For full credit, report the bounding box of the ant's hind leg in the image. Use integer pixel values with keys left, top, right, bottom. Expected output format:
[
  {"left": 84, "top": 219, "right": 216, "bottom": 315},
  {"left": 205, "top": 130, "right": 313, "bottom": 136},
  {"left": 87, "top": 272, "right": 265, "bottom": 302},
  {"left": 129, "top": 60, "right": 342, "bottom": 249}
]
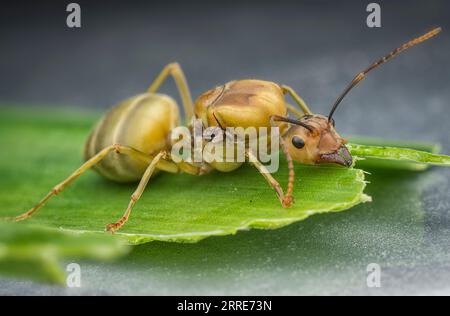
[
  {"left": 247, "top": 150, "right": 293, "bottom": 208},
  {"left": 147, "top": 63, "right": 194, "bottom": 123},
  {"left": 281, "top": 85, "right": 312, "bottom": 115},
  {"left": 11, "top": 145, "right": 176, "bottom": 222},
  {"left": 105, "top": 151, "right": 166, "bottom": 232}
]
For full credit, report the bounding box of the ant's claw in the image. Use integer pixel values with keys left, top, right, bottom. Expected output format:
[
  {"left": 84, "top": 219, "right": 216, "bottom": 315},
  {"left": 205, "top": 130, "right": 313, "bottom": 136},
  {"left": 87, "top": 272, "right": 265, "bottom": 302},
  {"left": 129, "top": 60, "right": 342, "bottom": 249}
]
[
  {"left": 105, "top": 223, "right": 118, "bottom": 233},
  {"left": 282, "top": 196, "right": 294, "bottom": 208}
]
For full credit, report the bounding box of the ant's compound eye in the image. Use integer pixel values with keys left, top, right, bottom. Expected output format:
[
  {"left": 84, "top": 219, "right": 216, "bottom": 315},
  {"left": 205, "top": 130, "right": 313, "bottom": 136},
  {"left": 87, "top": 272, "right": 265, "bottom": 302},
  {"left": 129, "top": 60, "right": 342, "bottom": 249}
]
[{"left": 292, "top": 136, "right": 305, "bottom": 149}]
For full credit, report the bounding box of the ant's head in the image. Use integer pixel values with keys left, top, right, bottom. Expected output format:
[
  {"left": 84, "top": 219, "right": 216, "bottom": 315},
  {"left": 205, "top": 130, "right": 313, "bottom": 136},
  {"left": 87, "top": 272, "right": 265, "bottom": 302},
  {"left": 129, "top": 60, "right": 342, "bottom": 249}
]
[
  {"left": 280, "top": 27, "right": 442, "bottom": 167},
  {"left": 280, "top": 114, "right": 352, "bottom": 167}
]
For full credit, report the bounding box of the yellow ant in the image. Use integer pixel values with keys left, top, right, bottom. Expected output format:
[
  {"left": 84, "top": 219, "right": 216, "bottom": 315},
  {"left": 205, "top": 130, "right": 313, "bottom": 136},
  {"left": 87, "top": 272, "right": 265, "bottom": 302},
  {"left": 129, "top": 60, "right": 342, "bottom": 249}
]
[{"left": 12, "top": 27, "right": 441, "bottom": 232}]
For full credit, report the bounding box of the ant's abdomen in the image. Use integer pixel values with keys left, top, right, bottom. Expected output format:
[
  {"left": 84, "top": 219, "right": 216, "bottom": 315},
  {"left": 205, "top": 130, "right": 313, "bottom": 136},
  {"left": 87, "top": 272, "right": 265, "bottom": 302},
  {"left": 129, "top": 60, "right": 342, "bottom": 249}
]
[{"left": 84, "top": 93, "right": 180, "bottom": 183}]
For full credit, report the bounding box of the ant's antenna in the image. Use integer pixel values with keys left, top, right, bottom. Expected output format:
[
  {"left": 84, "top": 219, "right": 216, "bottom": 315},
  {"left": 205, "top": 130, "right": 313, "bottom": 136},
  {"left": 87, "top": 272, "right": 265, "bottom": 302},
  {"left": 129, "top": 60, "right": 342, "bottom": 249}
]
[
  {"left": 328, "top": 27, "right": 442, "bottom": 121},
  {"left": 271, "top": 115, "right": 314, "bottom": 132}
]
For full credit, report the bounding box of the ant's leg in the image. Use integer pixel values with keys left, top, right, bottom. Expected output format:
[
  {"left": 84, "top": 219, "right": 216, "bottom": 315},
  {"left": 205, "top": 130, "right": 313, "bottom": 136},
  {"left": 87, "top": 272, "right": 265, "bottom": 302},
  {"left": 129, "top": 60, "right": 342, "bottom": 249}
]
[
  {"left": 270, "top": 116, "right": 296, "bottom": 207},
  {"left": 211, "top": 109, "right": 295, "bottom": 207},
  {"left": 281, "top": 85, "right": 312, "bottom": 115},
  {"left": 286, "top": 103, "right": 304, "bottom": 119},
  {"left": 147, "top": 62, "right": 194, "bottom": 123},
  {"left": 105, "top": 151, "right": 166, "bottom": 232},
  {"left": 247, "top": 150, "right": 293, "bottom": 208},
  {"left": 177, "top": 161, "right": 213, "bottom": 176},
  {"left": 11, "top": 145, "right": 178, "bottom": 222}
]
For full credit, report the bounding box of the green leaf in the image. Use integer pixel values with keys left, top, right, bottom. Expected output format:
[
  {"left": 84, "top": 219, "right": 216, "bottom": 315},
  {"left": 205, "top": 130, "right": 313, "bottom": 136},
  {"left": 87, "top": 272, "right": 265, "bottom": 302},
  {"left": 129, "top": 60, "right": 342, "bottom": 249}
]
[
  {"left": 348, "top": 135, "right": 442, "bottom": 153},
  {"left": 347, "top": 135, "right": 445, "bottom": 170},
  {"left": 0, "top": 222, "right": 129, "bottom": 284},
  {"left": 85, "top": 167, "right": 434, "bottom": 295},
  {"left": 0, "top": 107, "right": 370, "bottom": 244},
  {"left": 348, "top": 142, "right": 450, "bottom": 171}
]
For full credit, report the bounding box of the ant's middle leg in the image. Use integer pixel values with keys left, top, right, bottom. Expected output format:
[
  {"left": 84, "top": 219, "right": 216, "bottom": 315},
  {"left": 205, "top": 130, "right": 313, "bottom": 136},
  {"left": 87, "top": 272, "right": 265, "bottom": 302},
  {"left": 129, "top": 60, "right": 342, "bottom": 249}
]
[
  {"left": 106, "top": 151, "right": 166, "bottom": 232},
  {"left": 247, "top": 149, "right": 293, "bottom": 208},
  {"left": 106, "top": 153, "right": 214, "bottom": 232}
]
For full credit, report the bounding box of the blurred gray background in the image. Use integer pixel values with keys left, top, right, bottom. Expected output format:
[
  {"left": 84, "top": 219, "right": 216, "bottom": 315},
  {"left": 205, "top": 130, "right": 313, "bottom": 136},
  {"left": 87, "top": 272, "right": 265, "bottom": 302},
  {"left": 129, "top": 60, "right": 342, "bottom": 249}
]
[
  {"left": 1, "top": 0, "right": 450, "bottom": 296},
  {"left": 0, "top": 0, "right": 449, "bottom": 142}
]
